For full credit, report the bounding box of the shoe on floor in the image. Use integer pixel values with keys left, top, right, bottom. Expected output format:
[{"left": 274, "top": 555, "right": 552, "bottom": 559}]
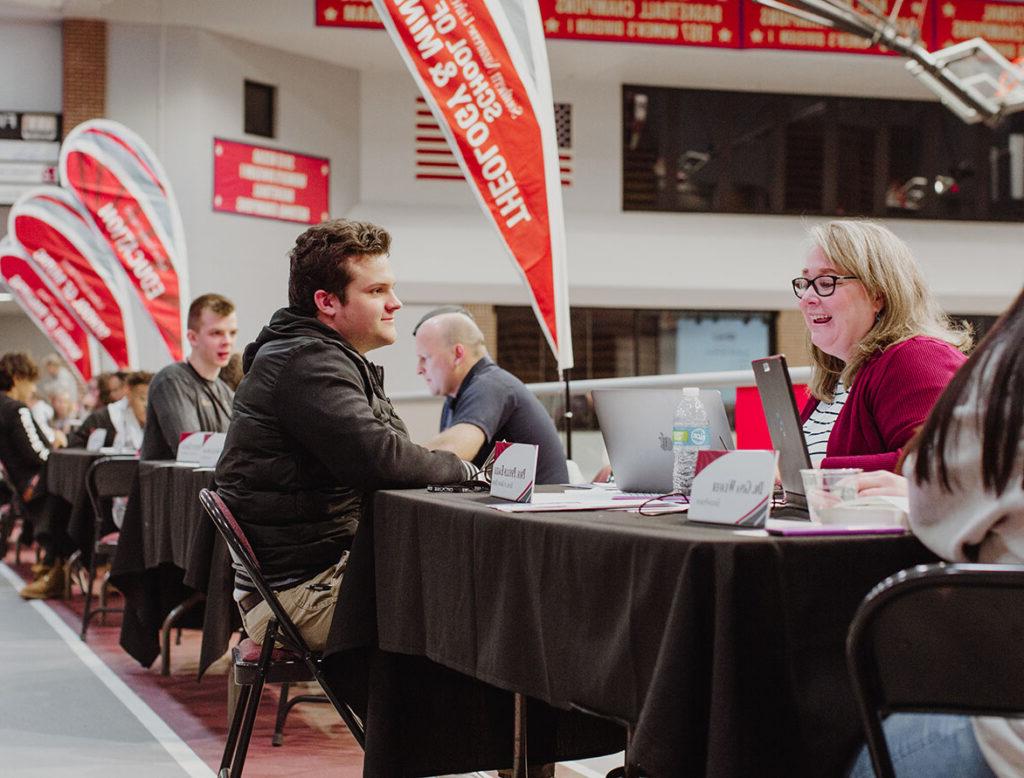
[{"left": 20, "top": 563, "right": 65, "bottom": 600}]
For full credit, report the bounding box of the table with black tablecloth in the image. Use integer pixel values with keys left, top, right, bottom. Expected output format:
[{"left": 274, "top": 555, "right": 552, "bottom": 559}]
[
  {"left": 111, "top": 461, "right": 236, "bottom": 672},
  {"left": 323, "top": 489, "right": 936, "bottom": 778},
  {"left": 43, "top": 448, "right": 103, "bottom": 556}
]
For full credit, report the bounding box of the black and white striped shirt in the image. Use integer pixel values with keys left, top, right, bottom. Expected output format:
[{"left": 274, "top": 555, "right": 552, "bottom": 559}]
[{"left": 802, "top": 382, "right": 848, "bottom": 466}]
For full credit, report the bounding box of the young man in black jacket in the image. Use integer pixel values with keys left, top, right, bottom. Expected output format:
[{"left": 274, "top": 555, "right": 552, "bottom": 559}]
[{"left": 216, "top": 219, "right": 474, "bottom": 650}]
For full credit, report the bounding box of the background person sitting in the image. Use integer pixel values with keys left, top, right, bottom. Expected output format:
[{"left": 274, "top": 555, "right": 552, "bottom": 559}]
[
  {"left": 796, "top": 220, "right": 971, "bottom": 472},
  {"left": 847, "top": 285, "right": 1024, "bottom": 778},
  {"left": 0, "top": 353, "right": 69, "bottom": 600},
  {"left": 36, "top": 353, "right": 79, "bottom": 408},
  {"left": 413, "top": 308, "right": 568, "bottom": 484},
  {"left": 140, "top": 293, "right": 238, "bottom": 460}
]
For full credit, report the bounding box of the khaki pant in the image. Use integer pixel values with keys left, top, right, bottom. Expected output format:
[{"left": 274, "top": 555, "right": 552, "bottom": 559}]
[{"left": 239, "top": 555, "right": 346, "bottom": 652}]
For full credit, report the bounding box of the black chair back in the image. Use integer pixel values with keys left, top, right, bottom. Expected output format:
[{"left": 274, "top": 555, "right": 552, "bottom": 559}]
[
  {"left": 86, "top": 456, "right": 139, "bottom": 515},
  {"left": 847, "top": 562, "right": 1024, "bottom": 778},
  {"left": 199, "top": 488, "right": 308, "bottom": 654}
]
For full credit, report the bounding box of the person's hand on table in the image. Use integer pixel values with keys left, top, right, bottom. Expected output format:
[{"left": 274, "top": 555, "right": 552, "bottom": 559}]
[
  {"left": 856, "top": 470, "right": 908, "bottom": 497},
  {"left": 591, "top": 465, "right": 612, "bottom": 483},
  {"left": 52, "top": 430, "right": 68, "bottom": 449}
]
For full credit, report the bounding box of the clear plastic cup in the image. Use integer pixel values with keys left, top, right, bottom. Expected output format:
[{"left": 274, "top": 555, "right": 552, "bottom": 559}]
[{"left": 799, "top": 468, "right": 862, "bottom": 523}]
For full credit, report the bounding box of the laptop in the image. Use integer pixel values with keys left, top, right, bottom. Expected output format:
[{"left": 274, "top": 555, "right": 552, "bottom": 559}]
[
  {"left": 593, "top": 388, "right": 734, "bottom": 493},
  {"left": 751, "top": 354, "right": 811, "bottom": 513}
]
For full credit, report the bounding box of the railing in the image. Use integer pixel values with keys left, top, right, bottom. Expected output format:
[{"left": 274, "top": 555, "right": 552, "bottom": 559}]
[{"left": 388, "top": 366, "right": 813, "bottom": 402}]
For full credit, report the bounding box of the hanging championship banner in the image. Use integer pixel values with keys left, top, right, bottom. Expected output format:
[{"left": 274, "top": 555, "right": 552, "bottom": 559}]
[
  {"left": 0, "top": 239, "right": 96, "bottom": 383},
  {"left": 743, "top": 0, "right": 934, "bottom": 53},
  {"left": 59, "top": 119, "right": 189, "bottom": 362},
  {"left": 370, "top": 0, "right": 574, "bottom": 370},
  {"left": 540, "top": 0, "right": 741, "bottom": 48},
  {"left": 936, "top": 0, "right": 1024, "bottom": 59},
  {"left": 9, "top": 186, "right": 135, "bottom": 368}
]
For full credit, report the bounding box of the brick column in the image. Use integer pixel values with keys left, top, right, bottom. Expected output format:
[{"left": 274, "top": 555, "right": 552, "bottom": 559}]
[{"left": 62, "top": 19, "right": 107, "bottom": 138}]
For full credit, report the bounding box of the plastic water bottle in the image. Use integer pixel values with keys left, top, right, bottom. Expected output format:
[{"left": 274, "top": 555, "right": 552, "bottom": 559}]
[{"left": 672, "top": 387, "right": 711, "bottom": 495}]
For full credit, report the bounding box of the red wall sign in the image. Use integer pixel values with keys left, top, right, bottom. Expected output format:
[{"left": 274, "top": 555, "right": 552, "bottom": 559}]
[
  {"left": 936, "top": 0, "right": 1024, "bottom": 59},
  {"left": 743, "top": 0, "right": 934, "bottom": 53},
  {"left": 213, "top": 139, "right": 330, "bottom": 225}
]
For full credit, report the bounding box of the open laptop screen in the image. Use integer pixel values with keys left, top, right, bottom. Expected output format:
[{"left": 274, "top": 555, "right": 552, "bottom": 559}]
[{"left": 751, "top": 355, "right": 811, "bottom": 511}]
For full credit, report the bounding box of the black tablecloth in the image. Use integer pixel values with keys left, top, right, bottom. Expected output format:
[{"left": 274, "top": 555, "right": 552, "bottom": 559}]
[
  {"left": 325, "top": 489, "right": 937, "bottom": 778},
  {"left": 43, "top": 448, "right": 102, "bottom": 556},
  {"left": 110, "top": 461, "right": 233, "bottom": 670}
]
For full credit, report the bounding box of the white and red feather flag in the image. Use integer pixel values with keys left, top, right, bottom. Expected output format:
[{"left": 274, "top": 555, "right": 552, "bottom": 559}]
[
  {"left": 59, "top": 119, "right": 189, "bottom": 363},
  {"left": 0, "top": 238, "right": 97, "bottom": 384},
  {"left": 373, "top": 0, "right": 573, "bottom": 371},
  {"left": 9, "top": 186, "right": 136, "bottom": 369}
]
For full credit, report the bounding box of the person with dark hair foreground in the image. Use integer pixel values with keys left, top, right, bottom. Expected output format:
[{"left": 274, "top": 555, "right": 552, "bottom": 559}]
[
  {"left": 848, "top": 286, "right": 1024, "bottom": 778},
  {"left": 140, "top": 293, "right": 238, "bottom": 460},
  {"left": 216, "top": 219, "right": 474, "bottom": 650}
]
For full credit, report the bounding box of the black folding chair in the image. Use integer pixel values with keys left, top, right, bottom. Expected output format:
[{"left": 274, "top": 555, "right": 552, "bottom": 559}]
[
  {"left": 199, "top": 488, "right": 365, "bottom": 778},
  {"left": 79, "top": 456, "right": 138, "bottom": 640},
  {"left": 847, "top": 562, "right": 1024, "bottom": 778}
]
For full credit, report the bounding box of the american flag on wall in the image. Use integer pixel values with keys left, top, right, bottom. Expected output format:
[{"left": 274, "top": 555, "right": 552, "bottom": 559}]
[{"left": 415, "top": 98, "right": 573, "bottom": 186}]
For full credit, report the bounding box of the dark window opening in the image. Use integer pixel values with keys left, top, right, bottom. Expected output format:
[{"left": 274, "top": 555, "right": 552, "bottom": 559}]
[
  {"left": 244, "top": 80, "right": 276, "bottom": 138},
  {"left": 623, "top": 84, "right": 1024, "bottom": 223}
]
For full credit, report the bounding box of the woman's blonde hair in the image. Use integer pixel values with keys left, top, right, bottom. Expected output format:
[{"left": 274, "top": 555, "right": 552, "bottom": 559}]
[{"left": 805, "top": 220, "right": 972, "bottom": 401}]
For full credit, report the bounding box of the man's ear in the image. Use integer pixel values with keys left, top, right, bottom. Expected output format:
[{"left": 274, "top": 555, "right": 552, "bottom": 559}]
[
  {"left": 453, "top": 343, "right": 465, "bottom": 363},
  {"left": 186, "top": 329, "right": 198, "bottom": 348},
  {"left": 313, "top": 290, "right": 337, "bottom": 316}
]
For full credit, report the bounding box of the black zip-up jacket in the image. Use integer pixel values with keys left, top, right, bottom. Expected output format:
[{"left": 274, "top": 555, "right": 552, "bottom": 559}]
[
  {"left": 216, "top": 307, "right": 469, "bottom": 584},
  {"left": 0, "top": 394, "right": 50, "bottom": 497}
]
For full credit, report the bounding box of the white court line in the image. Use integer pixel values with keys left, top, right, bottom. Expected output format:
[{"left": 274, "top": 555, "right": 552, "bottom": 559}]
[
  {"left": 561, "top": 759, "right": 620, "bottom": 778},
  {"left": 0, "top": 562, "right": 215, "bottom": 778}
]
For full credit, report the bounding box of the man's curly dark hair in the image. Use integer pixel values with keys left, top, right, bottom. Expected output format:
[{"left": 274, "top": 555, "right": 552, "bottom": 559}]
[
  {"left": 0, "top": 352, "right": 39, "bottom": 392},
  {"left": 288, "top": 219, "right": 391, "bottom": 315}
]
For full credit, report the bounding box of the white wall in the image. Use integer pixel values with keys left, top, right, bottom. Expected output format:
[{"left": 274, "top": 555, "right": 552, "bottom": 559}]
[
  {"left": 0, "top": 19, "right": 61, "bottom": 111},
  {"left": 106, "top": 24, "right": 361, "bottom": 347},
  {"left": 0, "top": 311, "right": 60, "bottom": 359}
]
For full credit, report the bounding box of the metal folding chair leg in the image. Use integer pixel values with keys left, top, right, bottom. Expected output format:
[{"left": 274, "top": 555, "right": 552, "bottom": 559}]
[{"left": 160, "top": 591, "right": 204, "bottom": 675}]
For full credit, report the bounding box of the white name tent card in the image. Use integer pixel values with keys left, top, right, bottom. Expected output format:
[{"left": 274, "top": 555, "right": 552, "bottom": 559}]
[
  {"left": 489, "top": 442, "right": 539, "bottom": 503},
  {"left": 688, "top": 450, "right": 778, "bottom": 528},
  {"left": 85, "top": 428, "right": 107, "bottom": 452},
  {"left": 196, "top": 432, "right": 227, "bottom": 468},
  {"left": 176, "top": 432, "right": 211, "bottom": 464}
]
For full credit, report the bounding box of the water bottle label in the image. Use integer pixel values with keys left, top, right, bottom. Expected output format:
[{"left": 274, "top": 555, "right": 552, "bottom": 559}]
[{"left": 673, "top": 426, "right": 711, "bottom": 446}]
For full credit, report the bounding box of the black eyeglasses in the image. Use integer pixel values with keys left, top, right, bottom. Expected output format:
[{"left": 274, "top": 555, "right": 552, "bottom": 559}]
[{"left": 791, "top": 274, "right": 858, "bottom": 299}]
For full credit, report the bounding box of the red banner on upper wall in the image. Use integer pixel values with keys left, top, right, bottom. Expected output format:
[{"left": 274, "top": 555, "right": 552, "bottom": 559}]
[
  {"left": 540, "top": 0, "right": 740, "bottom": 48},
  {"left": 213, "top": 139, "right": 330, "bottom": 226},
  {"left": 743, "top": 0, "right": 934, "bottom": 53},
  {"left": 935, "top": 0, "right": 1024, "bottom": 59},
  {"left": 320, "top": 0, "right": 740, "bottom": 47}
]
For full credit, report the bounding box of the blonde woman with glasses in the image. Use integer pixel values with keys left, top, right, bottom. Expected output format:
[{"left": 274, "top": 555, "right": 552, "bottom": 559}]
[{"left": 793, "top": 220, "right": 971, "bottom": 472}]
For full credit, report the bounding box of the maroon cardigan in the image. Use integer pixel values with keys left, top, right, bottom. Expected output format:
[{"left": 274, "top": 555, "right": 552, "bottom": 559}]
[{"left": 800, "top": 335, "right": 966, "bottom": 472}]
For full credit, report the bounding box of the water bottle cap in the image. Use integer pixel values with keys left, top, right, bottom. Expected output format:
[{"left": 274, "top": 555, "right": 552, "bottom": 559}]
[{"left": 683, "top": 387, "right": 699, "bottom": 397}]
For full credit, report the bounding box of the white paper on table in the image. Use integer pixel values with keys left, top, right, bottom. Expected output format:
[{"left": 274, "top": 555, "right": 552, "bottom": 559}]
[{"left": 490, "top": 490, "right": 688, "bottom": 513}]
